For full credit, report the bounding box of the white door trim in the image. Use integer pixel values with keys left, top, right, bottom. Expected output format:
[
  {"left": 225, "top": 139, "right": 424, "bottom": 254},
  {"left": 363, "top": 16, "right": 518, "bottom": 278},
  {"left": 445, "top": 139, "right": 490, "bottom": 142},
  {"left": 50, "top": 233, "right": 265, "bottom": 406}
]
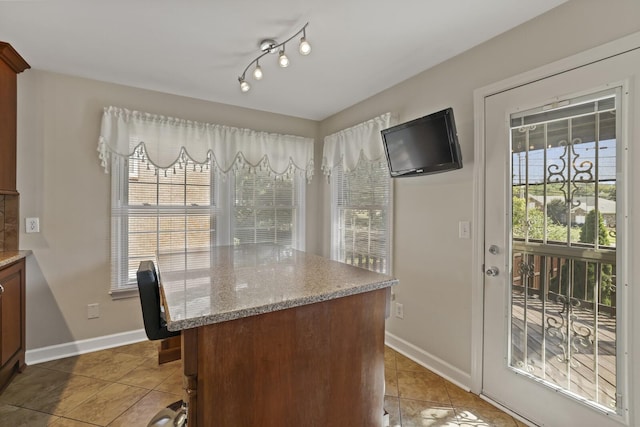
[{"left": 471, "top": 30, "right": 640, "bottom": 395}]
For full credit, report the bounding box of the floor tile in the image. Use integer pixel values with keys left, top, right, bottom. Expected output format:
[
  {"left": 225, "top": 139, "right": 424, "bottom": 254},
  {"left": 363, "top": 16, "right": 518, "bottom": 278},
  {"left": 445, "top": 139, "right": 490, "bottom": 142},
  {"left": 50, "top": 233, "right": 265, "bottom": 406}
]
[
  {"left": 22, "top": 373, "right": 111, "bottom": 416},
  {"left": 385, "top": 368, "right": 399, "bottom": 397},
  {"left": 445, "top": 381, "right": 500, "bottom": 412},
  {"left": 0, "top": 403, "right": 60, "bottom": 426},
  {"left": 116, "top": 357, "right": 181, "bottom": 389},
  {"left": 0, "top": 366, "right": 71, "bottom": 406},
  {"left": 49, "top": 418, "right": 100, "bottom": 426},
  {"left": 384, "top": 346, "right": 398, "bottom": 371},
  {"left": 154, "top": 369, "right": 185, "bottom": 395},
  {"left": 112, "top": 341, "right": 159, "bottom": 359},
  {"left": 384, "top": 396, "right": 401, "bottom": 427},
  {"left": 396, "top": 353, "right": 429, "bottom": 372},
  {"left": 37, "top": 355, "right": 82, "bottom": 373},
  {"left": 77, "top": 352, "right": 146, "bottom": 382},
  {"left": 399, "top": 398, "right": 459, "bottom": 427},
  {"left": 397, "top": 370, "right": 451, "bottom": 405},
  {"left": 63, "top": 383, "right": 148, "bottom": 426},
  {"left": 38, "top": 351, "right": 145, "bottom": 383},
  {"left": 108, "top": 390, "right": 182, "bottom": 426},
  {"left": 455, "top": 406, "right": 519, "bottom": 427}
]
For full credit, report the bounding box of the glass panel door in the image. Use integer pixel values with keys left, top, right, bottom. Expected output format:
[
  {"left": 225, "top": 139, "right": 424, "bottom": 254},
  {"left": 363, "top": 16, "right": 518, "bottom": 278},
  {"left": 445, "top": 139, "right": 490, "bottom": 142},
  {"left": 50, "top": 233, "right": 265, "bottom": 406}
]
[
  {"left": 509, "top": 90, "right": 619, "bottom": 412},
  {"left": 482, "top": 45, "right": 638, "bottom": 427}
]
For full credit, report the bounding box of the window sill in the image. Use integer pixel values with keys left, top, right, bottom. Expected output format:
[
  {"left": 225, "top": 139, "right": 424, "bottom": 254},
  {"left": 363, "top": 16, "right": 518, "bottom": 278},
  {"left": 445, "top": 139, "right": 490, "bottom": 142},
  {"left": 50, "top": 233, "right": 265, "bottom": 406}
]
[{"left": 110, "top": 287, "right": 139, "bottom": 300}]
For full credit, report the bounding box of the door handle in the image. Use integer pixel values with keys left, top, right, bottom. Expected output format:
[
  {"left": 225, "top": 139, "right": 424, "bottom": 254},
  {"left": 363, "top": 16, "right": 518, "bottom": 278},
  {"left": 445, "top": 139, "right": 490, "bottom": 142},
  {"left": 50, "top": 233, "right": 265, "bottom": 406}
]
[
  {"left": 485, "top": 266, "right": 500, "bottom": 277},
  {"left": 0, "top": 283, "right": 4, "bottom": 295}
]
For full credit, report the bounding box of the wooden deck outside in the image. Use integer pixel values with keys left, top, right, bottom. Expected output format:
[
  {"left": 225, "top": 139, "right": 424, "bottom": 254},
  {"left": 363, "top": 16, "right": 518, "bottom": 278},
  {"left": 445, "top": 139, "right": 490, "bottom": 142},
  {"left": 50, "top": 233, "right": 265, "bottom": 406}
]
[{"left": 510, "top": 290, "right": 617, "bottom": 410}]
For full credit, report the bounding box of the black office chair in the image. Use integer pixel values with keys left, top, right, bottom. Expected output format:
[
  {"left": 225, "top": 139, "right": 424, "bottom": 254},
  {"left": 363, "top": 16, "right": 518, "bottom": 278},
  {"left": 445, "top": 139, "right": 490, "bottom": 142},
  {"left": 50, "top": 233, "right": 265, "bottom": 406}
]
[
  {"left": 136, "top": 260, "right": 180, "bottom": 341},
  {"left": 136, "top": 260, "right": 187, "bottom": 427}
]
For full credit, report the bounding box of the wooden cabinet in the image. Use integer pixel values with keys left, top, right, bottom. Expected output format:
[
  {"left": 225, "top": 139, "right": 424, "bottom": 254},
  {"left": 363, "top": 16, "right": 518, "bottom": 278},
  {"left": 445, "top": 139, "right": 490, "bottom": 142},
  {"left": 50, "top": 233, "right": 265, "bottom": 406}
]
[
  {"left": 0, "top": 259, "right": 26, "bottom": 392},
  {"left": 0, "top": 42, "right": 30, "bottom": 195},
  {"left": 182, "top": 288, "right": 388, "bottom": 427}
]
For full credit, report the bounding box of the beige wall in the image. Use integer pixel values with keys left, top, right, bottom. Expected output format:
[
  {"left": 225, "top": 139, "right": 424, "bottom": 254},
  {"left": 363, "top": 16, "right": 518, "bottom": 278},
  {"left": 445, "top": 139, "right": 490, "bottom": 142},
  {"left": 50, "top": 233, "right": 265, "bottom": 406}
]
[
  {"left": 15, "top": 0, "right": 640, "bottom": 379},
  {"left": 17, "top": 71, "right": 320, "bottom": 349},
  {"left": 319, "top": 0, "right": 640, "bottom": 375}
]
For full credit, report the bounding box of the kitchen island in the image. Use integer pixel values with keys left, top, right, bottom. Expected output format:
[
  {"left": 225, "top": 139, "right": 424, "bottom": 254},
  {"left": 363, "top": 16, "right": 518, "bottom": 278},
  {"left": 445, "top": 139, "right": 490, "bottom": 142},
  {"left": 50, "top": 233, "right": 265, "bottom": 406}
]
[{"left": 157, "top": 244, "right": 397, "bottom": 427}]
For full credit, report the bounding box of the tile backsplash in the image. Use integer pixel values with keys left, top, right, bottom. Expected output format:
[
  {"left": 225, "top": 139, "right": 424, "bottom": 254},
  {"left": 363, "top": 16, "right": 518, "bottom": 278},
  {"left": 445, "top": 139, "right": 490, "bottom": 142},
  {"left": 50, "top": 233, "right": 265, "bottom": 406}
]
[{"left": 0, "top": 194, "right": 19, "bottom": 251}]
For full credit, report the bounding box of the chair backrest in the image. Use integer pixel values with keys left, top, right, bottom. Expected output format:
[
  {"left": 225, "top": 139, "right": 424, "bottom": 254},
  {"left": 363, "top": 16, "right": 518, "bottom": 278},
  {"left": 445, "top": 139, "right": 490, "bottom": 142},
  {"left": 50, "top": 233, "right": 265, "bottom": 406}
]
[{"left": 137, "top": 260, "right": 180, "bottom": 341}]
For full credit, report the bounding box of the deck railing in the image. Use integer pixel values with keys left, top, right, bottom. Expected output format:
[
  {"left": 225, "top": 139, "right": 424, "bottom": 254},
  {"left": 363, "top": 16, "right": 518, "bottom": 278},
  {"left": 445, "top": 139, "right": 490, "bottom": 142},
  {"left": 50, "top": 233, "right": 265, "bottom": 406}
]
[
  {"left": 512, "top": 241, "right": 616, "bottom": 314},
  {"left": 343, "top": 251, "right": 387, "bottom": 273},
  {"left": 510, "top": 241, "right": 617, "bottom": 410}
]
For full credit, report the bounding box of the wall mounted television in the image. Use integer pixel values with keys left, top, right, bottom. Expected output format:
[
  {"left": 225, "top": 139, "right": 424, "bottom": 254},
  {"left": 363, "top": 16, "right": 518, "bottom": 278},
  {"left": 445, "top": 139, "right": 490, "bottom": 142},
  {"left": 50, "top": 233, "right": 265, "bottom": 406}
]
[{"left": 381, "top": 107, "right": 462, "bottom": 177}]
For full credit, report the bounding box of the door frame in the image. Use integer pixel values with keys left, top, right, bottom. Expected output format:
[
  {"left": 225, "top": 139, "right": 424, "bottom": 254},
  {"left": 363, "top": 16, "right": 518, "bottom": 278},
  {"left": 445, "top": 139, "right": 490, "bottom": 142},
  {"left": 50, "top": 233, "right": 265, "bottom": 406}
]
[{"left": 471, "top": 31, "right": 640, "bottom": 418}]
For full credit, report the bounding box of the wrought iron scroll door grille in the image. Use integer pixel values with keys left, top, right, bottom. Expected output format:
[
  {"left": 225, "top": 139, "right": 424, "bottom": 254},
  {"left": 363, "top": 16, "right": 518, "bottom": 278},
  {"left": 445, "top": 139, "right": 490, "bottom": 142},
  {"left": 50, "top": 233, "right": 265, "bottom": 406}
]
[{"left": 508, "top": 88, "right": 620, "bottom": 413}]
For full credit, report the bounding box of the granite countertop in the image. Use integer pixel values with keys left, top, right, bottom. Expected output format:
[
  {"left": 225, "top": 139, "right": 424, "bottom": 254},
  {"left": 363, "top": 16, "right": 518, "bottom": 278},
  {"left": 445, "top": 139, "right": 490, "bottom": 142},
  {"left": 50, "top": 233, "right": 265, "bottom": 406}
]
[
  {"left": 157, "top": 244, "right": 398, "bottom": 331},
  {"left": 0, "top": 250, "right": 31, "bottom": 269}
]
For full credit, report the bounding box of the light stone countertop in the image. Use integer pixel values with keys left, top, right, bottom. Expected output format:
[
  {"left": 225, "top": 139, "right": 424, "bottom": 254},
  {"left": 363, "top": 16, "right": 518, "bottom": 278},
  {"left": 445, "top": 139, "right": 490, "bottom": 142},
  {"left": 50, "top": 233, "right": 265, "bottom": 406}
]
[
  {"left": 157, "top": 244, "right": 398, "bottom": 331},
  {"left": 0, "top": 250, "right": 31, "bottom": 269}
]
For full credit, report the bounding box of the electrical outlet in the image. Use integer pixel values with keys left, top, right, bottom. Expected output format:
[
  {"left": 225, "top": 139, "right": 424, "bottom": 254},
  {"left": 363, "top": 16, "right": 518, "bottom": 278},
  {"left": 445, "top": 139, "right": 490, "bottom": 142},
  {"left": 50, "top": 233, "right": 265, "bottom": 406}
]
[
  {"left": 87, "top": 303, "right": 100, "bottom": 319},
  {"left": 25, "top": 217, "right": 40, "bottom": 233},
  {"left": 395, "top": 302, "right": 404, "bottom": 319}
]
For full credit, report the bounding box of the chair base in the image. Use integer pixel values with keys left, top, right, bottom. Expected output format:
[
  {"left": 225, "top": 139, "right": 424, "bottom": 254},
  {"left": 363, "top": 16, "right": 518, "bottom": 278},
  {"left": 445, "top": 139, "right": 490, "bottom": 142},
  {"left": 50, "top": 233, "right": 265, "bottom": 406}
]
[
  {"left": 158, "top": 336, "right": 181, "bottom": 364},
  {"left": 147, "top": 400, "right": 186, "bottom": 427}
]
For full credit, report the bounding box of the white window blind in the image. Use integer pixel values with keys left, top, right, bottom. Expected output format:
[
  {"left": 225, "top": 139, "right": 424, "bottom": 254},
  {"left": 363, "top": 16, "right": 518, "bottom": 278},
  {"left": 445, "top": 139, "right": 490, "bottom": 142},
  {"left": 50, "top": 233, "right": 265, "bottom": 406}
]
[
  {"left": 232, "top": 169, "right": 304, "bottom": 249},
  {"left": 323, "top": 112, "right": 393, "bottom": 274},
  {"left": 111, "top": 152, "right": 216, "bottom": 298},
  {"left": 331, "top": 160, "right": 391, "bottom": 273}
]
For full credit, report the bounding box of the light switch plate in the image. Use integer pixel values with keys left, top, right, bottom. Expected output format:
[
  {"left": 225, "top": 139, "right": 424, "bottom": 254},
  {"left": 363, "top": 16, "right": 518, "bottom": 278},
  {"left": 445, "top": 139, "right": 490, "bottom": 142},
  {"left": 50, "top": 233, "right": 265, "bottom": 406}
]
[
  {"left": 25, "top": 217, "right": 40, "bottom": 233},
  {"left": 458, "top": 221, "right": 470, "bottom": 239}
]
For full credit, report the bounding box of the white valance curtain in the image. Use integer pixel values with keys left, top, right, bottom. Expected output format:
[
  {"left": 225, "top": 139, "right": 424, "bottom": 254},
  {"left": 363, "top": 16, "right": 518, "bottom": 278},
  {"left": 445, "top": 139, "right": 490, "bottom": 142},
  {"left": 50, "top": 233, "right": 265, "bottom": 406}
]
[
  {"left": 321, "top": 112, "right": 391, "bottom": 177},
  {"left": 98, "top": 106, "right": 315, "bottom": 181}
]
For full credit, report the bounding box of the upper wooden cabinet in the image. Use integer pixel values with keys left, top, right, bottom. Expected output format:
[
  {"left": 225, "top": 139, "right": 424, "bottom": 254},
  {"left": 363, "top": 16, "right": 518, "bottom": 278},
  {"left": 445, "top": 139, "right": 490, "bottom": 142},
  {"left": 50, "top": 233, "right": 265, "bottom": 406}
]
[{"left": 0, "top": 42, "right": 30, "bottom": 195}]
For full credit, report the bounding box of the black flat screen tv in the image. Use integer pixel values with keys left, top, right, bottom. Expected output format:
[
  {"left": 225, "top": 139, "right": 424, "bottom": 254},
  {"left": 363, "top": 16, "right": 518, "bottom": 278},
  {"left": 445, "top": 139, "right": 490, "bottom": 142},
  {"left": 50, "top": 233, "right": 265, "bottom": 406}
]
[{"left": 381, "top": 107, "right": 462, "bottom": 177}]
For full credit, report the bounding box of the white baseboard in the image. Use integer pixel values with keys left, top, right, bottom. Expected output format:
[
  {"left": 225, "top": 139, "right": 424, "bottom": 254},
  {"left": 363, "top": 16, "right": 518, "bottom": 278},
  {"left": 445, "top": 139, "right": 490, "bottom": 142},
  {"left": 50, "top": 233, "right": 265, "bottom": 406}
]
[
  {"left": 25, "top": 329, "right": 148, "bottom": 365},
  {"left": 385, "top": 331, "right": 472, "bottom": 391}
]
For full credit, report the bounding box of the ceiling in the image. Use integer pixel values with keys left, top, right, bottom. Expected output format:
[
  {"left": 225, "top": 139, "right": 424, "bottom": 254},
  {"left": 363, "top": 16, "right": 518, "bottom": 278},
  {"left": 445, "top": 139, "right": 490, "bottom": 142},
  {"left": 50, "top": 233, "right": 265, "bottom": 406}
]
[{"left": 0, "top": 0, "right": 567, "bottom": 121}]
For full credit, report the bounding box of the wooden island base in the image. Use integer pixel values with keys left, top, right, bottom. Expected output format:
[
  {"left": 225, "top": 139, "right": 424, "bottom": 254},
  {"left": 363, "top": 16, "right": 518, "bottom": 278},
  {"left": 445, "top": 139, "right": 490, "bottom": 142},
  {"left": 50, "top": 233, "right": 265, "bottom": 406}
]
[{"left": 181, "top": 288, "right": 389, "bottom": 427}]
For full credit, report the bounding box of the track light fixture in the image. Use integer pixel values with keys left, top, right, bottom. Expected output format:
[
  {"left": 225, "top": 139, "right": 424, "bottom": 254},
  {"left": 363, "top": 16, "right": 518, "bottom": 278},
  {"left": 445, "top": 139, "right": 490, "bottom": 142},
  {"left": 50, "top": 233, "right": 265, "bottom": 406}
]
[{"left": 238, "top": 23, "right": 310, "bottom": 93}]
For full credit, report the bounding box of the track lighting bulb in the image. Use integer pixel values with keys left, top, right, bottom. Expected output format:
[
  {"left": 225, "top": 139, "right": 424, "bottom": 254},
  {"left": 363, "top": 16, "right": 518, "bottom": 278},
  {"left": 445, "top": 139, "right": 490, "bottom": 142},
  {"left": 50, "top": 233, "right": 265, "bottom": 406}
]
[
  {"left": 278, "top": 49, "right": 289, "bottom": 68},
  {"left": 239, "top": 78, "right": 250, "bottom": 92},
  {"left": 299, "top": 37, "right": 311, "bottom": 55},
  {"left": 299, "top": 27, "right": 311, "bottom": 56},
  {"left": 253, "top": 63, "right": 263, "bottom": 80}
]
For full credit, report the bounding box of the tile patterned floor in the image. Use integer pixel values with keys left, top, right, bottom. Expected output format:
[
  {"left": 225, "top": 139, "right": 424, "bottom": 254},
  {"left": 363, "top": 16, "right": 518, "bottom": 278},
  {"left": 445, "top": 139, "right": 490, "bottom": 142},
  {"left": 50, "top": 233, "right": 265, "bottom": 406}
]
[
  {"left": 0, "top": 341, "right": 525, "bottom": 426},
  {"left": 384, "top": 346, "right": 527, "bottom": 427}
]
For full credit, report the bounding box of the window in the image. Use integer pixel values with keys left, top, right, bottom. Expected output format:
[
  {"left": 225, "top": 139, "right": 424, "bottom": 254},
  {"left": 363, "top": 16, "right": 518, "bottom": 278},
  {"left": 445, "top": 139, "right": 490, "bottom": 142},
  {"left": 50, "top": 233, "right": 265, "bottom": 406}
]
[
  {"left": 101, "top": 107, "right": 314, "bottom": 297},
  {"left": 111, "top": 153, "right": 216, "bottom": 297},
  {"left": 111, "top": 151, "right": 305, "bottom": 297},
  {"left": 331, "top": 160, "right": 391, "bottom": 273},
  {"left": 232, "top": 169, "right": 305, "bottom": 248}
]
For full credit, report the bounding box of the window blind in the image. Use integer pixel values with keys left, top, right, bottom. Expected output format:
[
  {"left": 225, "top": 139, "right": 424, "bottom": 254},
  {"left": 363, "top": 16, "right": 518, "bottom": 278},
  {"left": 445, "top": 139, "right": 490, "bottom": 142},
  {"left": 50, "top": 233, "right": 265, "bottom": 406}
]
[
  {"left": 331, "top": 160, "right": 391, "bottom": 274},
  {"left": 233, "top": 168, "right": 304, "bottom": 249},
  {"left": 111, "top": 154, "right": 216, "bottom": 297}
]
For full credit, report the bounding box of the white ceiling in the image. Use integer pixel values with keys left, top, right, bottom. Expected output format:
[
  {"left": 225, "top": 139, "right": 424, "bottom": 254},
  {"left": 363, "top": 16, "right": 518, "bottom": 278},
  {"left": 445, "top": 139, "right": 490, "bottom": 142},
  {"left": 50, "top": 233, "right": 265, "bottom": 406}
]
[{"left": 0, "top": 0, "right": 567, "bottom": 121}]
